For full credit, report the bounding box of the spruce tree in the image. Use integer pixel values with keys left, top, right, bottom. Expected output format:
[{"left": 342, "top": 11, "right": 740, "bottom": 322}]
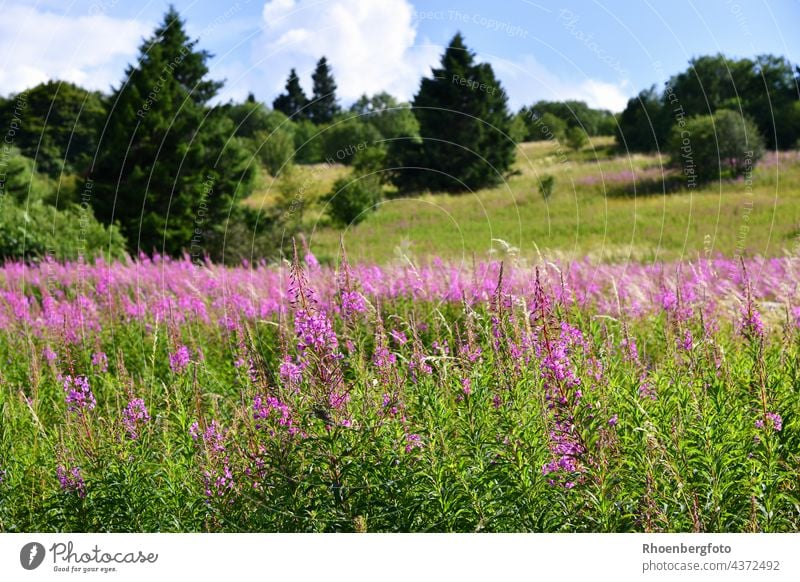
[
  {"left": 91, "top": 6, "right": 252, "bottom": 257},
  {"left": 391, "top": 33, "right": 515, "bottom": 193},
  {"left": 273, "top": 68, "right": 309, "bottom": 119},
  {"left": 308, "top": 57, "right": 340, "bottom": 124}
]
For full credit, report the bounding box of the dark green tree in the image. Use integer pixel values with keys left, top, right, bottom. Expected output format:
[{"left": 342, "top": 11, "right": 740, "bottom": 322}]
[
  {"left": 308, "top": 57, "right": 340, "bottom": 124},
  {"left": 0, "top": 81, "right": 105, "bottom": 177},
  {"left": 91, "top": 6, "right": 254, "bottom": 258},
  {"left": 273, "top": 68, "right": 309, "bottom": 119},
  {"left": 615, "top": 86, "right": 671, "bottom": 152},
  {"left": 391, "top": 33, "right": 515, "bottom": 193}
]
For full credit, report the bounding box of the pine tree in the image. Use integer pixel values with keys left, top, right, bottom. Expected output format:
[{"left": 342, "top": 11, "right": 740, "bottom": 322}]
[
  {"left": 308, "top": 57, "right": 340, "bottom": 124},
  {"left": 391, "top": 33, "right": 515, "bottom": 193},
  {"left": 91, "top": 6, "right": 252, "bottom": 257},
  {"left": 273, "top": 68, "right": 309, "bottom": 119}
]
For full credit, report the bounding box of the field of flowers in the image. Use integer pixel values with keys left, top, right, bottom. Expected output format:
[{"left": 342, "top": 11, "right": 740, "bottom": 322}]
[{"left": 1, "top": 249, "right": 799, "bottom": 532}]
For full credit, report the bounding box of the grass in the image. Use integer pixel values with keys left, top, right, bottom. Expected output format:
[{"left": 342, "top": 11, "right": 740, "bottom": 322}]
[{"left": 247, "top": 138, "right": 800, "bottom": 264}]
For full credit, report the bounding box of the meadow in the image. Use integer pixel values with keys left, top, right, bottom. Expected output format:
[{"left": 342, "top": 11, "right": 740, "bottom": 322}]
[
  {"left": 250, "top": 138, "right": 800, "bottom": 265},
  {"left": 1, "top": 249, "right": 799, "bottom": 532}
]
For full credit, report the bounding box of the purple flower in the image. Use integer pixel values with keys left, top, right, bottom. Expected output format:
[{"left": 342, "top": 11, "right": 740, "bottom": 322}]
[
  {"left": 122, "top": 398, "right": 150, "bottom": 440},
  {"left": 169, "top": 345, "right": 191, "bottom": 374},
  {"left": 405, "top": 433, "right": 422, "bottom": 453},
  {"left": 62, "top": 375, "right": 96, "bottom": 413},
  {"left": 389, "top": 329, "right": 408, "bottom": 346},
  {"left": 43, "top": 347, "right": 57, "bottom": 362},
  {"left": 341, "top": 290, "right": 367, "bottom": 317},
  {"left": 56, "top": 465, "right": 86, "bottom": 498},
  {"left": 756, "top": 412, "right": 782, "bottom": 432},
  {"left": 91, "top": 351, "right": 108, "bottom": 372},
  {"left": 0, "top": 468, "right": 6, "bottom": 484},
  {"left": 461, "top": 377, "right": 472, "bottom": 396},
  {"left": 279, "top": 357, "right": 304, "bottom": 387},
  {"left": 294, "top": 309, "right": 339, "bottom": 353},
  {"left": 608, "top": 414, "right": 618, "bottom": 427}
]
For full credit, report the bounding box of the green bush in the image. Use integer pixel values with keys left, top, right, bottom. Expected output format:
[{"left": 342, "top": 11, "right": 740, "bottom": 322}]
[
  {"left": 538, "top": 174, "right": 555, "bottom": 200},
  {"left": 324, "top": 174, "right": 382, "bottom": 226},
  {"left": 669, "top": 109, "right": 764, "bottom": 182},
  {"left": 0, "top": 199, "right": 127, "bottom": 261}
]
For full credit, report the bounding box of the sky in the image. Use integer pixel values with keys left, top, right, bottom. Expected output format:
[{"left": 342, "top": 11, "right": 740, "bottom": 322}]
[{"left": 1, "top": 0, "right": 798, "bottom": 112}]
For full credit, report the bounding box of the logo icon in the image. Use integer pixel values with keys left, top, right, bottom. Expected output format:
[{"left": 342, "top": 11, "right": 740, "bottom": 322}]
[{"left": 20, "top": 542, "right": 46, "bottom": 570}]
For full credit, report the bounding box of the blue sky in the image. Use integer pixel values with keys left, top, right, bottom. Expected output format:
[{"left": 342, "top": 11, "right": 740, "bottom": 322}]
[{"left": 2, "top": 0, "right": 798, "bottom": 111}]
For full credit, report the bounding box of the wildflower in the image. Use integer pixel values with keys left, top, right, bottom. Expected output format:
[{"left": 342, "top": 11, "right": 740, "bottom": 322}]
[
  {"left": 294, "top": 309, "right": 338, "bottom": 353},
  {"left": 91, "top": 351, "right": 108, "bottom": 372},
  {"left": 279, "top": 357, "right": 304, "bottom": 387},
  {"left": 0, "top": 468, "right": 6, "bottom": 484},
  {"left": 253, "top": 394, "right": 297, "bottom": 435},
  {"left": 389, "top": 329, "right": 408, "bottom": 346},
  {"left": 756, "top": 412, "right": 782, "bottom": 432},
  {"left": 608, "top": 414, "right": 618, "bottom": 427},
  {"left": 122, "top": 398, "right": 150, "bottom": 440},
  {"left": 169, "top": 345, "right": 191, "bottom": 374},
  {"left": 62, "top": 375, "right": 96, "bottom": 413},
  {"left": 43, "top": 347, "right": 57, "bottom": 362},
  {"left": 56, "top": 465, "right": 86, "bottom": 498},
  {"left": 405, "top": 433, "right": 422, "bottom": 453},
  {"left": 461, "top": 377, "right": 472, "bottom": 396}
]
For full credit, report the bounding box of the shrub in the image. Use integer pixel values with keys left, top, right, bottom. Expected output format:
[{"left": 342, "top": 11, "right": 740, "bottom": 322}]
[
  {"left": 538, "top": 174, "right": 555, "bottom": 200},
  {"left": 566, "top": 126, "right": 588, "bottom": 151},
  {"left": 324, "top": 174, "right": 382, "bottom": 226},
  {"left": 669, "top": 109, "right": 764, "bottom": 182}
]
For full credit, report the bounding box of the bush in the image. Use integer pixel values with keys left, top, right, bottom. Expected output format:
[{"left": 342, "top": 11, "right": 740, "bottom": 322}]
[
  {"left": 0, "top": 199, "right": 127, "bottom": 261},
  {"left": 538, "top": 174, "right": 555, "bottom": 200},
  {"left": 254, "top": 128, "right": 296, "bottom": 176},
  {"left": 566, "top": 126, "right": 588, "bottom": 151},
  {"left": 669, "top": 109, "right": 764, "bottom": 182},
  {"left": 324, "top": 174, "right": 382, "bottom": 226}
]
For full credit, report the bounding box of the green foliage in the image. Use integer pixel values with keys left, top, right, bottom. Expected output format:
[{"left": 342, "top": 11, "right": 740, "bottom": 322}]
[
  {"left": 273, "top": 68, "right": 309, "bottom": 119},
  {"left": 308, "top": 57, "right": 340, "bottom": 124},
  {"left": 391, "top": 33, "right": 515, "bottom": 193},
  {"left": 350, "top": 92, "right": 420, "bottom": 141},
  {"left": 669, "top": 109, "right": 765, "bottom": 182},
  {"left": 566, "top": 126, "right": 588, "bottom": 151},
  {"left": 618, "top": 54, "right": 800, "bottom": 152},
  {"left": 520, "top": 100, "right": 615, "bottom": 138},
  {"left": 538, "top": 174, "right": 555, "bottom": 200},
  {"left": 0, "top": 81, "right": 105, "bottom": 177},
  {"left": 91, "top": 7, "right": 254, "bottom": 257},
  {"left": 255, "top": 127, "right": 296, "bottom": 176},
  {"left": 324, "top": 173, "right": 382, "bottom": 226},
  {"left": 292, "top": 118, "right": 326, "bottom": 164},
  {"left": 0, "top": 198, "right": 126, "bottom": 261},
  {"left": 321, "top": 119, "right": 383, "bottom": 166},
  {"left": 616, "top": 86, "right": 670, "bottom": 152}
]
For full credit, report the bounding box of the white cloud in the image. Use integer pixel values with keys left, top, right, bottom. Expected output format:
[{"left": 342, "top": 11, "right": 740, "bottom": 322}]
[
  {"left": 0, "top": 4, "right": 149, "bottom": 95},
  {"left": 489, "top": 54, "right": 630, "bottom": 112},
  {"left": 256, "top": 0, "right": 440, "bottom": 102}
]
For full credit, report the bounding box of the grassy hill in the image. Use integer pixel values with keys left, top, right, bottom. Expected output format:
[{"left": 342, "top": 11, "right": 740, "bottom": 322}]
[{"left": 246, "top": 137, "right": 800, "bottom": 265}]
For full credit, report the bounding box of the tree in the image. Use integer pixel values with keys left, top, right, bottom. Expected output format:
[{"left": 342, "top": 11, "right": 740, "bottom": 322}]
[
  {"left": 308, "top": 57, "right": 340, "bottom": 124},
  {"left": 0, "top": 81, "right": 105, "bottom": 177},
  {"left": 324, "top": 173, "right": 382, "bottom": 226},
  {"left": 668, "top": 109, "right": 764, "bottom": 182},
  {"left": 273, "top": 68, "right": 309, "bottom": 119},
  {"left": 91, "top": 6, "right": 254, "bottom": 258},
  {"left": 566, "top": 126, "right": 588, "bottom": 151},
  {"left": 391, "top": 33, "right": 515, "bottom": 193},
  {"left": 615, "top": 86, "right": 670, "bottom": 152},
  {"left": 350, "top": 92, "right": 420, "bottom": 140}
]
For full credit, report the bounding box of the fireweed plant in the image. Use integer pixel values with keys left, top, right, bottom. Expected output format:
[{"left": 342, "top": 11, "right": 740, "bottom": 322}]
[{"left": 0, "top": 252, "right": 798, "bottom": 532}]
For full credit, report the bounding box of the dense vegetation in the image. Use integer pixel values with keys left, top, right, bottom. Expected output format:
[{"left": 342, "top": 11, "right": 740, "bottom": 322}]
[{"left": 1, "top": 253, "right": 799, "bottom": 532}]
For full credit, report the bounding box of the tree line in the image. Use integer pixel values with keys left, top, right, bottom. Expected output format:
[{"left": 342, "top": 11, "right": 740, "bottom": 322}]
[{"left": 0, "top": 6, "right": 797, "bottom": 262}]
